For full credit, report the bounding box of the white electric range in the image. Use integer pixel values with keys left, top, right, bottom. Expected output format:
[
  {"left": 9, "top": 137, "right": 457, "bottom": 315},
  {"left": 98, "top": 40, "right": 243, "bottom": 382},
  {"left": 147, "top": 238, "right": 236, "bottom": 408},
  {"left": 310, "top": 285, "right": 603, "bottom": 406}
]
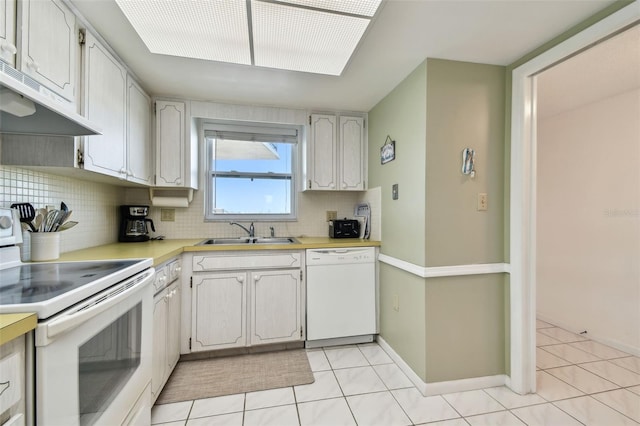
[{"left": 0, "top": 207, "right": 155, "bottom": 426}]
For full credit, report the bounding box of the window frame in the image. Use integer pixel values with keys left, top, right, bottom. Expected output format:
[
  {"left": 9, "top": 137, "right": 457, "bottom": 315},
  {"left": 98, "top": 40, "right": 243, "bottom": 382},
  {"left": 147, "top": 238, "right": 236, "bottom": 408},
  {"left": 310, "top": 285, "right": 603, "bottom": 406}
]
[{"left": 203, "top": 120, "right": 299, "bottom": 221}]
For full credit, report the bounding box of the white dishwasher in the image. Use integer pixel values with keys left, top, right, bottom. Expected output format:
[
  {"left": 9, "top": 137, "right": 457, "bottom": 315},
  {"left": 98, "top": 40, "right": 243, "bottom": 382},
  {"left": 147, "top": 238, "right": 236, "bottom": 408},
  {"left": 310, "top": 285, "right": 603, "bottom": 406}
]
[{"left": 306, "top": 247, "right": 376, "bottom": 346}]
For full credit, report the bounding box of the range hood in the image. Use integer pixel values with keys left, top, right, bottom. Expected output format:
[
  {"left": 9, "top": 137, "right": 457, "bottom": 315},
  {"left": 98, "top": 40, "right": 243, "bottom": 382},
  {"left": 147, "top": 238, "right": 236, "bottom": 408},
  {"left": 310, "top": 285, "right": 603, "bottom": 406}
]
[{"left": 0, "top": 61, "right": 101, "bottom": 136}]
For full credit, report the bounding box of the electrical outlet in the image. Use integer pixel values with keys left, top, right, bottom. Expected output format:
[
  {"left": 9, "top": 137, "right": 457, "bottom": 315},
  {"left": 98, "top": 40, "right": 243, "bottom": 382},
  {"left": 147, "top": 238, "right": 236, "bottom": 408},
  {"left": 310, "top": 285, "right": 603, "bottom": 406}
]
[
  {"left": 326, "top": 210, "right": 337, "bottom": 221},
  {"left": 160, "top": 208, "right": 175, "bottom": 221},
  {"left": 477, "top": 193, "right": 488, "bottom": 211},
  {"left": 392, "top": 184, "right": 399, "bottom": 200},
  {"left": 392, "top": 294, "right": 399, "bottom": 312}
]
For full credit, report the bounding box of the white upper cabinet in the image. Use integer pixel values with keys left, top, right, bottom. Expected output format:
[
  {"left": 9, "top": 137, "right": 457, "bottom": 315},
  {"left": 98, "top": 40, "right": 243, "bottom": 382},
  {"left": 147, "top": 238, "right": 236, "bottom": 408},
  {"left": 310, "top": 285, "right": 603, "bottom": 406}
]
[
  {"left": 308, "top": 114, "right": 337, "bottom": 190},
  {"left": 17, "top": 0, "right": 76, "bottom": 102},
  {"left": 0, "top": 0, "right": 16, "bottom": 65},
  {"left": 126, "top": 76, "right": 152, "bottom": 185},
  {"left": 154, "top": 99, "right": 198, "bottom": 189},
  {"left": 155, "top": 100, "right": 185, "bottom": 187},
  {"left": 339, "top": 116, "right": 366, "bottom": 190},
  {"left": 81, "top": 31, "right": 127, "bottom": 178},
  {"left": 306, "top": 113, "right": 367, "bottom": 191},
  {"left": 82, "top": 31, "right": 151, "bottom": 185}
]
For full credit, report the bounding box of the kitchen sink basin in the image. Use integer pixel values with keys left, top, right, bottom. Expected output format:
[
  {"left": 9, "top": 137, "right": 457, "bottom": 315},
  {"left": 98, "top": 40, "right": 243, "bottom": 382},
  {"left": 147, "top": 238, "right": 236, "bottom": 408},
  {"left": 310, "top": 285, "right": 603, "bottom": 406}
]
[{"left": 196, "top": 237, "right": 298, "bottom": 245}]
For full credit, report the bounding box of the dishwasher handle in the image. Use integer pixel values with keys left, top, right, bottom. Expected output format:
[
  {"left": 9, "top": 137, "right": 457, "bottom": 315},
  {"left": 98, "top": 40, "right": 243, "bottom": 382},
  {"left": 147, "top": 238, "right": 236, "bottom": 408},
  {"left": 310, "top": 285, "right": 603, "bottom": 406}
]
[{"left": 306, "top": 247, "right": 376, "bottom": 265}]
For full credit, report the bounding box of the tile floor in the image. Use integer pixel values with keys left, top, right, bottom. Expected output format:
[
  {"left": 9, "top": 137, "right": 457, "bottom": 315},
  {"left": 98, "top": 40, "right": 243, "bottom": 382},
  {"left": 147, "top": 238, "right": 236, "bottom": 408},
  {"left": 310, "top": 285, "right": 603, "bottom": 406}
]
[{"left": 152, "top": 322, "right": 640, "bottom": 425}]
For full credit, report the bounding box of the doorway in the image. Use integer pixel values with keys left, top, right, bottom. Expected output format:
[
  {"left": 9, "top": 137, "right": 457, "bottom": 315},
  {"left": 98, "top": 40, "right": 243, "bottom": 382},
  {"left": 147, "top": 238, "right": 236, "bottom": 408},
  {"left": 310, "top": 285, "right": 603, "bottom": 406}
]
[{"left": 509, "top": 4, "right": 639, "bottom": 394}]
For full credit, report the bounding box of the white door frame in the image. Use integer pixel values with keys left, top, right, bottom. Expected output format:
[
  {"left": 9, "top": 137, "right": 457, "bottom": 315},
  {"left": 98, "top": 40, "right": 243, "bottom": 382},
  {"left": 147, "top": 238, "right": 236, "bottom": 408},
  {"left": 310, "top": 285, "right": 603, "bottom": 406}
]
[{"left": 509, "top": 2, "right": 640, "bottom": 394}]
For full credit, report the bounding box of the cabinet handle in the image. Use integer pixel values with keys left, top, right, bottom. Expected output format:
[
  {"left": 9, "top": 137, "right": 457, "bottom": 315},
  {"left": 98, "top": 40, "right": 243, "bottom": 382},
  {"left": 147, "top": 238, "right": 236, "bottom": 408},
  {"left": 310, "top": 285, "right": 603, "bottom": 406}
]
[
  {"left": 127, "top": 169, "right": 133, "bottom": 176},
  {"left": 176, "top": 178, "right": 182, "bottom": 185},
  {"left": 342, "top": 183, "right": 347, "bottom": 189},
  {"left": 238, "top": 276, "right": 244, "bottom": 283},
  {"left": 254, "top": 275, "right": 259, "bottom": 281},
  {"left": 329, "top": 183, "right": 335, "bottom": 189},
  {"left": 0, "top": 41, "right": 17, "bottom": 55},
  {"left": 27, "top": 59, "right": 41, "bottom": 72}
]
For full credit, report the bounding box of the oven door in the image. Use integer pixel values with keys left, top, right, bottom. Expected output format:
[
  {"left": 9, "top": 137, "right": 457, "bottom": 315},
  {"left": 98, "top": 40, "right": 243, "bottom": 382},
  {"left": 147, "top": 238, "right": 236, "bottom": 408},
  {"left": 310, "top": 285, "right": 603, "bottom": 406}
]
[{"left": 34, "top": 268, "right": 154, "bottom": 426}]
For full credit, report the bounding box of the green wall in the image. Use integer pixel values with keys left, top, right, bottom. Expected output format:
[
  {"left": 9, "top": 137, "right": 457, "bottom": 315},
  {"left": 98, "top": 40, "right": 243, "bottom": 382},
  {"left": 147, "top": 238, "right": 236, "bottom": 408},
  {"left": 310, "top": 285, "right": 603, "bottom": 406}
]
[
  {"left": 368, "top": 0, "right": 633, "bottom": 386},
  {"left": 425, "top": 59, "right": 505, "bottom": 267},
  {"left": 368, "top": 61, "right": 429, "bottom": 379},
  {"left": 369, "top": 59, "right": 507, "bottom": 383},
  {"left": 368, "top": 60, "right": 427, "bottom": 266}
]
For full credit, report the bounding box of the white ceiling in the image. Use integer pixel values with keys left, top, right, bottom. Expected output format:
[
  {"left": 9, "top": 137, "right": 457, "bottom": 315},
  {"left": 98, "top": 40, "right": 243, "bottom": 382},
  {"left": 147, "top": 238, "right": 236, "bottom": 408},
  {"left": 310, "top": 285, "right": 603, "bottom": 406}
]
[
  {"left": 537, "top": 24, "right": 640, "bottom": 118},
  {"left": 69, "top": 0, "right": 620, "bottom": 112}
]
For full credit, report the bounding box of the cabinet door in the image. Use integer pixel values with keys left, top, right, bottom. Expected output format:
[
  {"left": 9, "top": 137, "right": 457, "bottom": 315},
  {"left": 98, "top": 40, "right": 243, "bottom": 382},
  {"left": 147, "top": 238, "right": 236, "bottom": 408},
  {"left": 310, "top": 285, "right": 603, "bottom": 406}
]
[
  {"left": 191, "top": 272, "right": 246, "bottom": 351},
  {"left": 167, "top": 281, "right": 181, "bottom": 371},
  {"left": 0, "top": 0, "right": 16, "bottom": 65},
  {"left": 82, "top": 31, "right": 127, "bottom": 178},
  {"left": 18, "top": 0, "right": 76, "bottom": 101},
  {"left": 250, "top": 269, "right": 302, "bottom": 346},
  {"left": 155, "top": 100, "right": 186, "bottom": 186},
  {"left": 126, "top": 76, "right": 152, "bottom": 185},
  {"left": 339, "top": 116, "right": 366, "bottom": 190},
  {"left": 308, "top": 114, "right": 337, "bottom": 190},
  {"left": 151, "top": 291, "right": 168, "bottom": 401}
]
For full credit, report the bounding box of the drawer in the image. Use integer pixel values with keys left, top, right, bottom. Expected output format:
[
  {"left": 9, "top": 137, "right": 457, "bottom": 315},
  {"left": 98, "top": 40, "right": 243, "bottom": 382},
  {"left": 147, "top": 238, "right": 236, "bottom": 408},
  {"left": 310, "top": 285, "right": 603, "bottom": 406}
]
[
  {"left": 153, "top": 266, "right": 168, "bottom": 293},
  {"left": 168, "top": 259, "right": 182, "bottom": 283},
  {"left": 0, "top": 352, "right": 21, "bottom": 413},
  {"left": 193, "top": 252, "right": 302, "bottom": 271}
]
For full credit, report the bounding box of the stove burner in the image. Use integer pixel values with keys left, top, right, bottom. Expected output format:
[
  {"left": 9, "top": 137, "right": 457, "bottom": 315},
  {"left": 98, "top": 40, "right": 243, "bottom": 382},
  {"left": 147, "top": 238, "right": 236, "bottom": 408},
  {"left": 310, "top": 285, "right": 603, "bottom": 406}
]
[{"left": 0, "top": 259, "right": 142, "bottom": 307}]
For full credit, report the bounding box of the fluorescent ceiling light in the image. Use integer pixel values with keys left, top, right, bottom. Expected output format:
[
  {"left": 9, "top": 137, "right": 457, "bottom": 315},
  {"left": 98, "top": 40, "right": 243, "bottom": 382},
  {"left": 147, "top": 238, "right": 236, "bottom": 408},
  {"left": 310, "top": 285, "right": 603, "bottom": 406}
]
[
  {"left": 115, "top": 0, "right": 251, "bottom": 64},
  {"left": 115, "top": 0, "right": 382, "bottom": 75},
  {"left": 252, "top": 1, "right": 370, "bottom": 75},
  {"left": 275, "top": 0, "right": 382, "bottom": 17}
]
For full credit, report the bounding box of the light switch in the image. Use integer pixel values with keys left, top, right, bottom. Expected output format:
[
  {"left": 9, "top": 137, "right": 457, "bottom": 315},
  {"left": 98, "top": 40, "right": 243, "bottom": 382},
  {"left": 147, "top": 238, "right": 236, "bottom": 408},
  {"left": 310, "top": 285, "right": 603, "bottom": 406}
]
[
  {"left": 477, "top": 193, "right": 488, "bottom": 211},
  {"left": 392, "top": 184, "right": 399, "bottom": 200}
]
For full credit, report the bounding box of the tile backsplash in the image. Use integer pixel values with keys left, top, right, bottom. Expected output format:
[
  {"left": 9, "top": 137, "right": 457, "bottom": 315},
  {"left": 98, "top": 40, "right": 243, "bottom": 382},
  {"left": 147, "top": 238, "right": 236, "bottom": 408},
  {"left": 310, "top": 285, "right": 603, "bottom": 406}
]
[
  {"left": 0, "top": 165, "right": 123, "bottom": 253},
  {"left": 1, "top": 164, "right": 382, "bottom": 254},
  {"left": 123, "top": 185, "right": 377, "bottom": 240}
]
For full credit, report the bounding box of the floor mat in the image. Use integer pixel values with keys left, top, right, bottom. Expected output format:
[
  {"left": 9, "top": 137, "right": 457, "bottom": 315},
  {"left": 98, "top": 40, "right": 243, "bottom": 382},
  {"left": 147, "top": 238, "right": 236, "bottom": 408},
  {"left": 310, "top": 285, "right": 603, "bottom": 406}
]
[{"left": 155, "top": 349, "right": 314, "bottom": 404}]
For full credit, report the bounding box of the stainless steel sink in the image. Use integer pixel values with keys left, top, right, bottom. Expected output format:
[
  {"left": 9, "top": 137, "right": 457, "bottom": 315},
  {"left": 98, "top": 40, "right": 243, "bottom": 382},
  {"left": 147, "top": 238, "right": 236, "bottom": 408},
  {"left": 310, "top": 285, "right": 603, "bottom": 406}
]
[
  {"left": 253, "top": 237, "right": 298, "bottom": 244},
  {"left": 196, "top": 237, "right": 298, "bottom": 245}
]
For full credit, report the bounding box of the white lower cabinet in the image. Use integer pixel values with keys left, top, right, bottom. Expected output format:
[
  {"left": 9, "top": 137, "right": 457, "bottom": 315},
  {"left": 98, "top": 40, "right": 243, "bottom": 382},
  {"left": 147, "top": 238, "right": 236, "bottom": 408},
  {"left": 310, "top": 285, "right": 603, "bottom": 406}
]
[
  {"left": 190, "top": 252, "right": 304, "bottom": 352},
  {"left": 151, "top": 258, "right": 181, "bottom": 403},
  {"left": 191, "top": 272, "right": 247, "bottom": 351},
  {"left": 250, "top": 269, "right": 302, "bottom": 345}
]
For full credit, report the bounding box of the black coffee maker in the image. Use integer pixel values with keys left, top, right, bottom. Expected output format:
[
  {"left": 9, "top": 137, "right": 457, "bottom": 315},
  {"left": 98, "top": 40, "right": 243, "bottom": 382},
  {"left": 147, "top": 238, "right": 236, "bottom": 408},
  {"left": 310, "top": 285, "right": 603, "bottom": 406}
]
[{"left": 119, "top": 205, "right": 155, "bottom": 242}]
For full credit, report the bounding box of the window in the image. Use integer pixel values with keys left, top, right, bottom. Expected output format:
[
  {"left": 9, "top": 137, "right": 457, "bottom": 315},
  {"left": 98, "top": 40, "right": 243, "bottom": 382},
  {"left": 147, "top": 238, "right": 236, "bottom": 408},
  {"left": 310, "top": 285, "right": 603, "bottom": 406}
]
[{"left": 204, "top": 122, "right": 299, "bottom": 221}]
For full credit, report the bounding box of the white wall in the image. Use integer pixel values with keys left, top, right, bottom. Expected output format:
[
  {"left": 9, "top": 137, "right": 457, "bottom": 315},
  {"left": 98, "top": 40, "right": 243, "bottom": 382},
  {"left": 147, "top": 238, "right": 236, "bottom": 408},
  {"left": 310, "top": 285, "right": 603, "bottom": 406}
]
[{"left": 537, "top": 88, "right": 640, "bottom": 354}]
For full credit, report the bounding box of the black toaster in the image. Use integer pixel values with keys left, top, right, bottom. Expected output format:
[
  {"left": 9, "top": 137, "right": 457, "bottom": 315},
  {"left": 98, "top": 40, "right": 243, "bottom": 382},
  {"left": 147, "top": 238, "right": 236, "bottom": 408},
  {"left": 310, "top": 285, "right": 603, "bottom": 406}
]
[{"left": 329, "top": 219, "right": 360, "bottom": 238}]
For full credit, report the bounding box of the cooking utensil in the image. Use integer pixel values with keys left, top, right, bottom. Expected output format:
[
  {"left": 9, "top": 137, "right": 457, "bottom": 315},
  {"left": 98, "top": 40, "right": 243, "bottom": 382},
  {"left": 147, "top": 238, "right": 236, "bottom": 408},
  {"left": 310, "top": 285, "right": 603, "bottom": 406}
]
[
  {"left": 57, "top": 221, "right": 78, "bottom": 231},
  {"left": 44, "top": 210, "right": 61, "bottom": 232},
  {"left": 36, "top": 208, "right": 48, "bottom": 232},
  {"left": 60, "top": 201, "right": 69, "bottom": 213},
  {"left": 10, "top": 203, "right": 37, "bottom": 232},
  {"left": 52, "top": 210, "right": 72, "bottom": 232}
]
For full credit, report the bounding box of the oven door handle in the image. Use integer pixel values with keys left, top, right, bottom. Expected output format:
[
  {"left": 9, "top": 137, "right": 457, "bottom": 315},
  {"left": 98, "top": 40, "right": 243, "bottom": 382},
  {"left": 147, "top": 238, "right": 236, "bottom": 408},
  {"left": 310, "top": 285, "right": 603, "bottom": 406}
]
[{"left": 45, "top": 269, "right": 154, "bottom": 339}]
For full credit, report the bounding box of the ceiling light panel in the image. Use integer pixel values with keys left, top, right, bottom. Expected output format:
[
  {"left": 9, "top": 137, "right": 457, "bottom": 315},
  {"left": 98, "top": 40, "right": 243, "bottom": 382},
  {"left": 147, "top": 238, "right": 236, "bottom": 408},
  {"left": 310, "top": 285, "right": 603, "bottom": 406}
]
[
  {"left": 115, "top": 0, "right": 251, "bottom": 65},
  {"left": 274, "top": 0, "right": 382, "bottom": 17},
  {"left": 251, "top": 1, "right": 370, "bottom": 75}
]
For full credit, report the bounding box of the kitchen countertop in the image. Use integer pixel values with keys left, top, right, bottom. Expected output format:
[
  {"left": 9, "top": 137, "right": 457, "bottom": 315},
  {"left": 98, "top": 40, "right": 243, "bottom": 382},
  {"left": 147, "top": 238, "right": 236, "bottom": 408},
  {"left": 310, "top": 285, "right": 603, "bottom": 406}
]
[
  {"left": 57, "top": 237, "right": 381, "bottom": 266},
  {"left": 0, "top": 313, "right": 37, "bottom": 345}
]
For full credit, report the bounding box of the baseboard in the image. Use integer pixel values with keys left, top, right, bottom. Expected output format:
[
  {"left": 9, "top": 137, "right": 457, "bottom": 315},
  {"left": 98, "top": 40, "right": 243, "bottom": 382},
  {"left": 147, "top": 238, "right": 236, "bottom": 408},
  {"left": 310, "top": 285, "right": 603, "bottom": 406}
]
[
  {"left": 537, "top": 314, "right": 640, "bottom": 357},
  {"left": 377, "top": 336, "right": 507, "bottom": 396}
]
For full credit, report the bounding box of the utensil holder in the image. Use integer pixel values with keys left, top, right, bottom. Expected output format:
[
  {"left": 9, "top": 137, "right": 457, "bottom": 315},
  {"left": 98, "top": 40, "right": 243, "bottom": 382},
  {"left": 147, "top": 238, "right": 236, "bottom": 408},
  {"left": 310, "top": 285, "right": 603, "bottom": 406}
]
[{"left": 31, "top": 232, "right": 60, "bottom": 261}]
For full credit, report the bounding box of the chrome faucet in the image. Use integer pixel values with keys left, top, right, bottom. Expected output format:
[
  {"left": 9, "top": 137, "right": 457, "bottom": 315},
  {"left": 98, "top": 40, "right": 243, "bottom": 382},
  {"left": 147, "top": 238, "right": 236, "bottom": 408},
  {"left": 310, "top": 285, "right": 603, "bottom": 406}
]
[{"left": 230, "top": 222, "right": 255, "bottom": 237}]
